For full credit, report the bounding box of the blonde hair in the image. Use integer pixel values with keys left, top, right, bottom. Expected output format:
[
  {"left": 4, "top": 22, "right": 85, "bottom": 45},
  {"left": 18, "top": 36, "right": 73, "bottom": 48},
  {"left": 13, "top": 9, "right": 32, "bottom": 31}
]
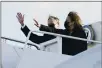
[{"left": 48, "top": 15, "right": 59, "bottom": 25}]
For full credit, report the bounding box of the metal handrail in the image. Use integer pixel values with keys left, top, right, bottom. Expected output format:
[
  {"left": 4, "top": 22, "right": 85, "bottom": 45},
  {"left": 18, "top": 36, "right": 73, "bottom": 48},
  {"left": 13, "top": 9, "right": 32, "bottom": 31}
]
[
  {"left": 31, "top": 30, "right": 102, "bottom": 44},
  {"left": 1, "top": 30, "right": 101, "bottom": 51},
  {"left": 1, "top": 36, "right": 40, "bottom": 50}
]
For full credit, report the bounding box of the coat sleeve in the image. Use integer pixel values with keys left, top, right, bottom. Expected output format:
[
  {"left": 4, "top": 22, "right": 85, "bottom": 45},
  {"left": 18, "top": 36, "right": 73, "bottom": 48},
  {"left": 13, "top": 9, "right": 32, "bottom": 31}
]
[
  {"left": 21, "top": 25, "right": 53, "bottom": 44},
  {"left": 39, "top": 25, "right": 56, "bottom": 32},
  {"left": 76, "top": 30, "right": 87, "bottom": 52},
  {"left": 39, "top": 24, "right": 63, "bottom": 34}
]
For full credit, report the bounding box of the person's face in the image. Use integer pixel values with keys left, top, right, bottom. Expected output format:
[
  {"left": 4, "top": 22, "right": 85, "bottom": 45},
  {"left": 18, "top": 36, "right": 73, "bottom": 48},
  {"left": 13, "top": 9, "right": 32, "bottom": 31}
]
[
  {"left": 48, "top": 18, "right": 54, "bottom": 24},
  {"left": 47, "top": 18, "right": 55, "bottom": 27},
  {"left": 66, "top": 16, "right": 71, "bottom": 23},
  {"left": 66, "top": 16, "right": 74, "bottom": 26},
  {"left": 65, "top": 16, "right": 74, "bottom": 30}
]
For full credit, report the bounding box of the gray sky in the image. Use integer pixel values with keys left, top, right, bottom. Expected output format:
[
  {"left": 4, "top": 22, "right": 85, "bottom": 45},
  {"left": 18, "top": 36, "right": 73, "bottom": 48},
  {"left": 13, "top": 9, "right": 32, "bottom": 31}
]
[{"left": 1, "top": 2, "right": 101, "bottom": 42}]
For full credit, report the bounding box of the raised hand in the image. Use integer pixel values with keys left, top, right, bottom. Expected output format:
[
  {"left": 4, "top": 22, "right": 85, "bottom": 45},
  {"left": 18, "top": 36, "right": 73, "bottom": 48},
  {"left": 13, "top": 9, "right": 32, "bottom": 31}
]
[
  {"left": 16, "top": 12, "right": 24, "bottom": 26},
  {"left": 33, "top": 19, "right": 40, "bottom": 28}
]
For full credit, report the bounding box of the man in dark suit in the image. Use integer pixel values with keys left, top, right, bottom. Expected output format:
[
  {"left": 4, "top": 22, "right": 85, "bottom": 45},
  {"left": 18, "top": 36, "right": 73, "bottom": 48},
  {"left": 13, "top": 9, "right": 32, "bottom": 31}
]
[{"left": 16, "top": 13, "right": 60, "bottom": 44}]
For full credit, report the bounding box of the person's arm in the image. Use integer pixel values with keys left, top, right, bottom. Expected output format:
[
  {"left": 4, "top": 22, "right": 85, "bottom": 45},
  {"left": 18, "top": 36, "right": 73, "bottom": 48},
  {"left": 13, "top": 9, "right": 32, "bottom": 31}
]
[
  {"left": 16, "top": 12, "right": 52, "bottom": 44},
  {"left": 39, "top": 24, "right": 56, "bottom": 32},
  {"left": 21, "top": 25, "right": 54, "bottom": 44},
  {"left": 39, "top": 24, "right": 64, "bottom": 35},
  {"left": 33, "top": 19, "right": 62, "bottom": 33},
  {"left": 76, "top": 30, "right": 87, "bottom": 51},
  {"left": 71, "top": 30, "right": 87, "bottom": 55},
  {"left": 80, "top": 30, "right": 87, "bottom": 50}
]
